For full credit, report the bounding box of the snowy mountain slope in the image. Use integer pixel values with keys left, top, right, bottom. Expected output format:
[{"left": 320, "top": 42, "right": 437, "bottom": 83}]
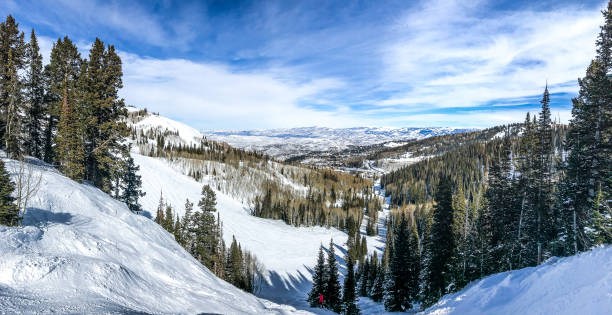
[
  {"left": 0, "top": 158, "right": 307, "bottom": 314},
  {"left": 133, "top": 152, "right": 385, "bottom": 310},
  {"left": 127, "top": 107, "right": 204, "bottom": 146},
  {"left": 423, "top": 246, "right": 612, "bottom": 315},
  {"left": 202, "top": 127, "right": 474, "bottom": 160}
]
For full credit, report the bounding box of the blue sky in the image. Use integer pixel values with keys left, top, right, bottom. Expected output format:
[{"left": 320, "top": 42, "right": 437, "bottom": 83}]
[{"left": 0, "top": 0, "right": 607, "bottom": 129}]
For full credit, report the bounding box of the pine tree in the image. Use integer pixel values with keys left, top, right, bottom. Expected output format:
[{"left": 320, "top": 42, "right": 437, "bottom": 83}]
[
  {"left": 307, "top": 244, "right": 328, "bottom": 307},
  {"left": 482, "top": 135, "right": 517, "bottom": 274},
  {"left": 154, "top": 192, "right": 164, "bottom": 225},
  {"left": 382, "top": 265, "right": 395, "bottom": 310},
  {"left": 325, "top": 238, "right": 342, "bottom": 312},
  {"left": 370, "top": 264, "right": 384, "bottom": 302},
  {"left": 560, "top": 1, "right": 612, "bottom": 253},
  {"left": 367, "top": 253, "right": 379, "bottom": 296},
  {"left": 45, "top": 37, "right": 83, "bottom": 177},
  {"left": 341, "top": 256, "right": 360, "bottom": 315},
  {"left": 24, "top": 29, "right": 45, "bottom": 159},
  {"left": 384, "top": 213, "right": 420, "bottom": 311},
  {"left": 193, "top": 185, "right": 219, "bottom": 270},
  {"left": 213, "top": 212, "right": 226, "bottom": 278},
  {"left": 173, "top": 215, "right": 182, "bottom": 243},
  {"left": 163, "top": 204, "right": 174, "bottom": 233},
  {"left": 226, "top": 236, "right": 244, "bottom": 288},
  {"left": 451, "top": 185, "right": 469, "bottom": 288},
  {"left": 181, "top": 198, "right": 194, "bottom": 249},
  {"left": 120, "top": 155, "right": 145, "bottom": 213},
  {"left": 0, "top": 15, "right": 26, "bottom": 151},
  {"left": 357, "top": 256, "right": 370, "bottom": 297},
  {"left": 83, "top": 38, "right": 128, "bottom": 193},
  {"left": 516, "top": 113, "right": 539, "bottom": 268},
  {"left": 534, "top": 85, "right": 555, "bottom": 263},
  {"left": 3, "top": 50, "right": 22, "bottom": 157},
  {"left": 0, "top": 160, "right": 18, "bottom": 226},
  {"left": 422, "top": 175, "right": 456, "bottom": 307}
]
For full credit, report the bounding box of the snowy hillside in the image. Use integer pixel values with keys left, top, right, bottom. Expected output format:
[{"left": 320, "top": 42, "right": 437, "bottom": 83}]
[
  {"left": 0, "top": 157, "right": 305, "bottom": 314},
  {"left": 127, "top": 107, "right": 204, "bottom": 146},
  {"left": 124, "top": 110, "right": 387, "bottom": 311},
  {"left": 133, "top": 152, "right": 384, "bottom": 309},
  {"left": 202, "top": 127, "right": 473, "bottom": 160},
  {"left": 423, "top": 246, "right": 612, "bottom": 315}
]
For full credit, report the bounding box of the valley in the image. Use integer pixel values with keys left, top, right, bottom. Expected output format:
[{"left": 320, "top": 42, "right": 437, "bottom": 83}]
[{"left": 0, "top": 2, "right": 611, "bottom": 314}]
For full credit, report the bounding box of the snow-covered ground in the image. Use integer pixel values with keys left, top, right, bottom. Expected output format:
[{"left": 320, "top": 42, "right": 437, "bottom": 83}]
[
  {"left": 202, "top": 127, "right": 473, "bottom": 160},
  {"left": 124, "top": 110, "right": 392, "bottom": 311},
  {"left": 133, "top": 152, "right": 386, "bottom": 311},
  {"left": 423, "top": 246, "right": 612, "bottom": 315},
  {"left": 0, "top": 158, "right": 307, "bottom": 314},
  {"left": 129, "top": 109, "right": 203, "bottom": 146},
  {"left": 4, "top": 109, "right": 608, "bottom": 314}
]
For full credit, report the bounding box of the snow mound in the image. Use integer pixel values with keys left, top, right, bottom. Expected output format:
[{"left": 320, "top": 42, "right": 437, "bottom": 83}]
[
  {"left": 0, "top": 158, "right": 304, "bottom": 314},
  {"left": 423, "top": 246, "right": 612, "bottom": 315},
  {"left": 132, "top": 112, "right": 204, "bottom": 146}
]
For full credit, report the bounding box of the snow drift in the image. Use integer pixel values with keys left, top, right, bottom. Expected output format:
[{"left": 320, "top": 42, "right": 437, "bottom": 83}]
[
  {"left": 423, "top": 246, "right": 612, "bottom": 315},
  {"left": 0, "top": 158, "right": 304, "bottom": 314}
]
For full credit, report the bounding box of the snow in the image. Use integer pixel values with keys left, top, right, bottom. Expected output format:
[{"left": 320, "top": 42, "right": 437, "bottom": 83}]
[
  {"left": 132, "top": 112, "right": 204, "bottom": 146},
  {"left": 4, "top": 107, "right": 607, "bottom": 314},
  {"left": 423, "top": 246, "right": 612, "bottom": 315},
  {"left": 202, "top": 127, "right": 474, "bottom": 160},
  {"left": 372, "top": 152, "right": 432, "bottom": 173},
  {"left": 133, "top": 153, "right": 386, "bottom": 310},
  {"left": 0, "top": 158, "right": 307, "bottom": 314}
]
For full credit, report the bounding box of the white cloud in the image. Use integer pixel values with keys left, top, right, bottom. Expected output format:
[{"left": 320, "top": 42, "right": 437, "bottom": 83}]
[
  {"left": 118, "top": 52, "right": 369, "bottom": 129},
  {"left": 379, "top": 0, "right": 603, "bottom": 109},
  {"left": 26, "top": 0, "right": 604, "bottom": 129},
  {"left": 370, "top": 108, "right": 572, "bottom": 128}
]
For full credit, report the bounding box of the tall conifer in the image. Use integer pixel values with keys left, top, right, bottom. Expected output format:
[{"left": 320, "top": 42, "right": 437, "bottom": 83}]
[{"left": 24, "top": 30, "right": 45, "bottom": 158}]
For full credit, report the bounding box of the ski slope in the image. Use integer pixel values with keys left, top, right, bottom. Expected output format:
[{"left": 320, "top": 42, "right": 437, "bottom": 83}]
[
  {"left": 124, "top": 110, "right": 387, "bottom": 310},
  {"left": 0, "top": 157, "right": 307, "bottom": 314},
  {"left": 129, "top": 109, "right": 203, "bottom": 146},
  {"left": 133, "top": 152, "right": 385, "bottom": 310},
  {"left": 423, "top": 246, "right": 612, "bottom": 315}
]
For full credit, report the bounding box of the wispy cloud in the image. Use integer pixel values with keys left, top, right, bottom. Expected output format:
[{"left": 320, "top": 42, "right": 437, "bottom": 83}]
[
  {"left": 2, "top": 0, "right": 606, "bottom": 128},
  {"left": 119, "top": 52, "right": 370, "bottom": 129},
  {"left": 378, "top": 0, "right": 602, "bottom": 111},
  {"left": 1, "top": 0, "right": 197, "bottom": 50}
]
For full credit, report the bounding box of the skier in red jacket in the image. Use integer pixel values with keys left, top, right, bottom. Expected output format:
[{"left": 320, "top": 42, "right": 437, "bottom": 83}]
[{"left": 318, "top": 294, "right": 324, "bottom": 306}]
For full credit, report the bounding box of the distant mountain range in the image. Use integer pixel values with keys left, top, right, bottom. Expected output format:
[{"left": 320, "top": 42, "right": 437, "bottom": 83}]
[{"left": 202, "top": 126, "right": 475, "bottom": 160}]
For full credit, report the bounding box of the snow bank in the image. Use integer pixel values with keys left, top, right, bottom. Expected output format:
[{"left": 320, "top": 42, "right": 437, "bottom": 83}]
[
  {"left": 423, "top": 246, "right": 612, "bottom": 315},
  {"left": 0, "top": 158, "right": 304, "bottom": 314}
]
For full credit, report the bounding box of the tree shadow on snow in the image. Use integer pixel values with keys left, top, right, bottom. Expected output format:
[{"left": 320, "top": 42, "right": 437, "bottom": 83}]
[
  {"left": 139, "top": 210, "right": 153, "bottom": 219},
  {"left": 21, "top": 207, "right": 74, "bottom": 227},
  {"left": 254, "top": 241, "right": 352, "bottom": 314}
]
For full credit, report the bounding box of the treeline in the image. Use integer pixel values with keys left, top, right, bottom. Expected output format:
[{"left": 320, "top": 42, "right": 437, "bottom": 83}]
[
  {"left": 381, "top": 122, "right": 568, "bottom": 207},
  {"left": 0, "top": 15, "right": 145, "bottom": 224},
  {"left": 156, "top": 184, "right": 263, "bottom": 293},
  {"left": 127, "top": 108, "right": 269, "bottom": 166},
  {"left": 360, "top": 5, "right": 612, "bottom": 312},
  {"left": 127, "top": 109, "right": 376, "bottom": 231},
  {"left": 251, "top": 172, "right": 373, "bottom": 230}
]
